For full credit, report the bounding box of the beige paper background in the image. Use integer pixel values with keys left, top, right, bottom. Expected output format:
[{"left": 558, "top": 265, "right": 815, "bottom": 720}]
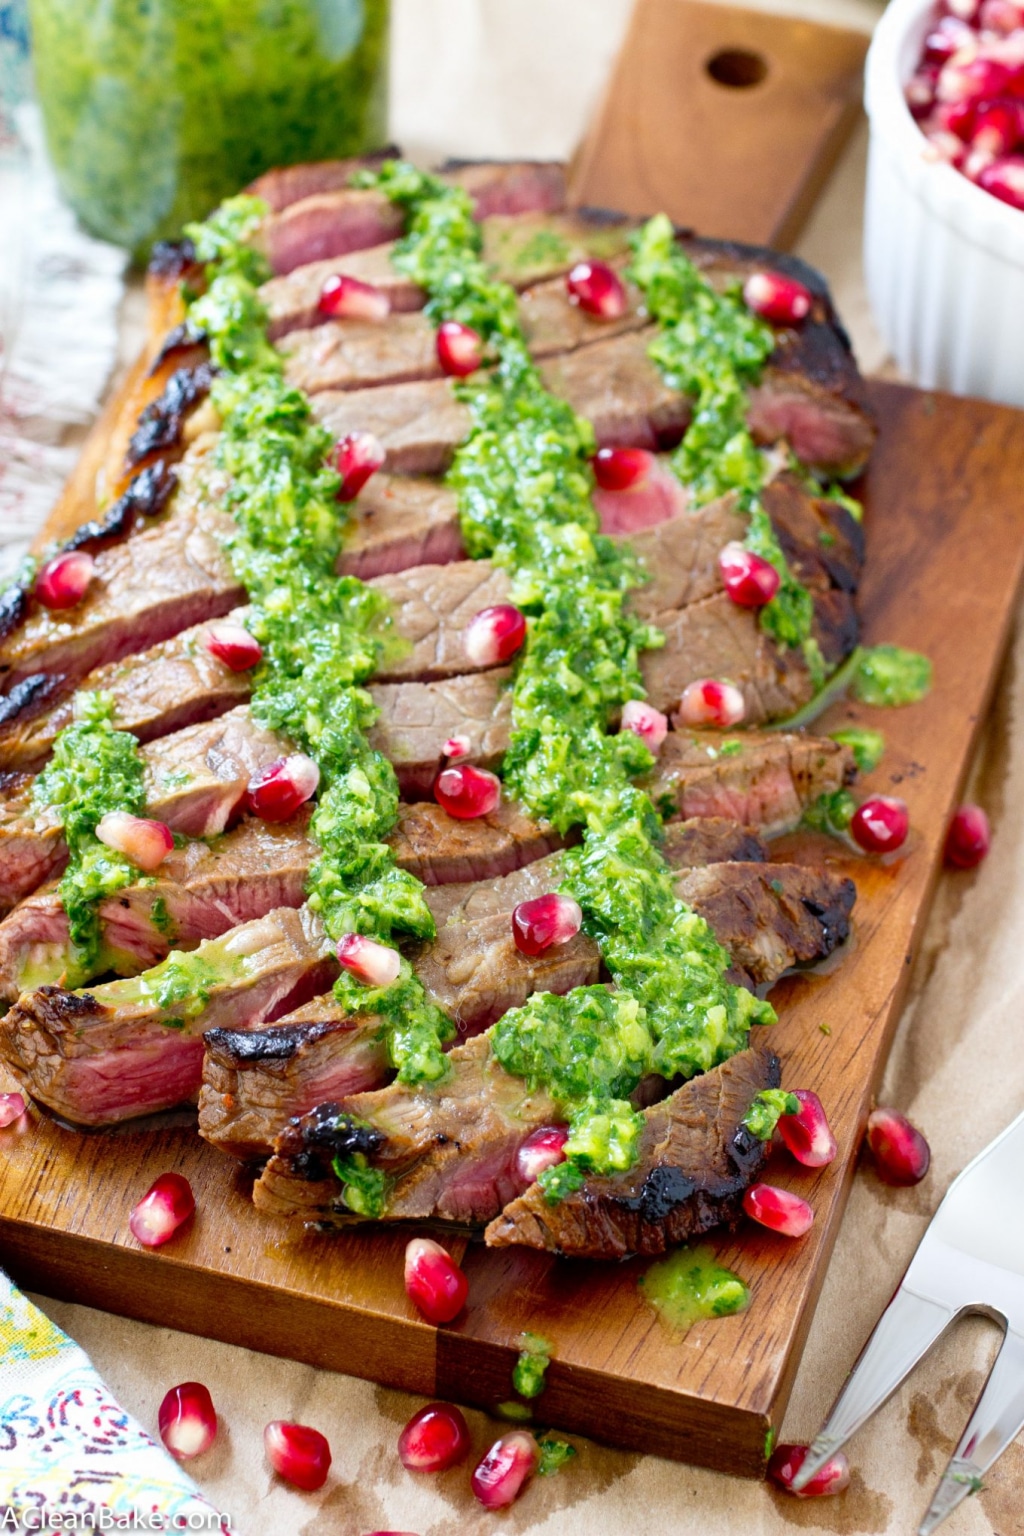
[{"left": 20, "top": 1, "right": 1024, "bottom": 1531}]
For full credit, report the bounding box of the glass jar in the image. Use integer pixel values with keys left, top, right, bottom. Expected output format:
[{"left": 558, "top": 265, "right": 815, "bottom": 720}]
[{"left": 28, "top": 0, "right": 389, "bottom": 256}]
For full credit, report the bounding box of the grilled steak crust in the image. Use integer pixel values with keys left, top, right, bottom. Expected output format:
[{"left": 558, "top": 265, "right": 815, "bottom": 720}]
[{"left": 484, "top": 1042, "right": 780, "bottom": 1258}]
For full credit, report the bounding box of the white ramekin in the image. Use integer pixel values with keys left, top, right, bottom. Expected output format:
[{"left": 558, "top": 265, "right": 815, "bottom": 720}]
[{"left": 864, "top": 0, "right": 1024, "bottom": 407}]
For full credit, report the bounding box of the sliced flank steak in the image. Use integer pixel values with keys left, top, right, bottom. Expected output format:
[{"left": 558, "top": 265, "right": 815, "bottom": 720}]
[{"left": 484, "top": 1041, "right": 780, "bottom": 1259}]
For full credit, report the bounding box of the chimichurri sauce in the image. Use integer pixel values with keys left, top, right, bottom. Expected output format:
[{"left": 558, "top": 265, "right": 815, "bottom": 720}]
[{"left": 640, "top": 1244, "right": 751, "bottom": 1331}]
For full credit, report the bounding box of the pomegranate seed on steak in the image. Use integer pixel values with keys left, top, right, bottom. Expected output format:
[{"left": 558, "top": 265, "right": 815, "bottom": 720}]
[
  {"left": 719, "top": 541, "right": 782, "bottom": 607},
  {"left": 621, "top": 699, "right": 668, "bottom": 751},
  {"left": 158, "top": 1382, "right": 217, "bottom": 1461},
  {"left": 434, "top": 764, "right": 501, "bottom": 820},
  {"left": 743, "top": 1182, "right": 815, "bottom": 1237},
  {"left": 35, "top": 551, "right": 95, "bottom": 610},
  {"left": 442, "top": 733, "right": 470, "bottom": 759},
  {"left": 866, "top": 1107, "right": 931, "bottom": 1185},
  {"left": 471, "top": 1430, "right": 539, "bottom": 1509},
  {"left": 404, "top": 1237, "right": 468, "bottom": 1325},
  {"left": 397, "top": 1402, "right": 470, "bottom": 1472},
  {"left": 514, "top": 1125, "right": 569, "bottom": 1186},
  {"left": 204, "top": 622, "right": 263, "bottom": 671},
  {"left": 334, "top": 431, "right": 385, "bottom": 501},
  {"left": 768, "top": 1442, "right": 850, "bottom": 1497},
  {"left": 850, "top": 795, "right": 909, "bottom": 854},
  {"left": 436, "top": 320, "right": 484, "bottom": 377},
  {"left": 778, "top": 1090, "right": 838, "bottom": 1168},
  {"left": 0, "top": 1092, "right": 26, "bottom": 1127},
  {"left": 742, "top": 271, "right": 813, "bottom": 325},
  {"left": 95, "top": 811, "right": 174, "bottom": 872},
  {"left": 566, "top": 260, "right": 627, "bottom": 318},
  {"left": 945, "top": 803, "right": 990, "bottom": 867},
  {"left": 317, "top": 273, "right": 390, "bottom": 322},
  {"left": 264, "top": 1420, "right": 332, "bottom": 1491},
  {"left": 336, "top": 933, "right": 401, "bottom": 989},
  {"left": 464, "top": 603, "right": 527, "bottom": 667},
  {"left": 592, "top": 446, "right": 654, "bottom": 490},
  {"left": 511, "top": 893, "right": 583, "bottom": 956},
  {"left": 247, "top": 754, "right": 320, "bottom": 822},
  {"left": 677, "top": 678, "right": 746, "bottom": 728},
  {"left": 128, "top": 1172, "right": 195, "bottom": 1247}
]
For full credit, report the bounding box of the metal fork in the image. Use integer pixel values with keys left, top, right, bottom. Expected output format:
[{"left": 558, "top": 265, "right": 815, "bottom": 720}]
[{"left": 791, "top": 1108, "right": 1024, "bottom": 1532}]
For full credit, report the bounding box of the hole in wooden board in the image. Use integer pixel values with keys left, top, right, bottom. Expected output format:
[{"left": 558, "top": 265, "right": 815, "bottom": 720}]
[{"left": 705, "top": 48, "right": 769, "bottom": 88}]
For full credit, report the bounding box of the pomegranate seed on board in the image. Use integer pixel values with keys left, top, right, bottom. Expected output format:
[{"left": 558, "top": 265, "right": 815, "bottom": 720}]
[
  {"left": 514, "top": 1125, "right": 569, "bottom": 1186},
  {"left": 621, "top": 699, "right": 669, "bottom": 752},
  {"left": 768, "top": 1442, "right": 850, "bottom": 1497},
  {"left": 436, "top": 320, "right": 484, "bottom": 377},
  {"left": 334, "top": 431, "right": 386, "bottom": 501},
  {"left": 336, "top": 933, "right": 401, "bottom": 989},
  {"left": 129, "top": 1172, "right": 195, "bottom": 1247},
  {"left": 566, "top": 260, "right": 628, "bottom": 318},
  {"left": 442, "top": 733, "right": 470, "bottom": 760},
  {"left": 204, "top": 622, "right": 263, "bottom": 672},
  {"left": 95, "top": 812, "right": 174, "bottom": 872},
  {"left": 434, "top": 764, "right": 501, "bottom": 820},
  {"left": 158, "top": 1382, "right": 217, "bottom": 1461},
  {"left": 35, "top": 551, "right": 95, "bottom": 610},
  {"left": 778, "top": 1090, "right": 838, "bottom": 1168},
  {"left": 404, "top": 1237, "right": 469, "bottom": 1324},
  {"left": 849, "top": 795, "right": 909, "bottom": 854},
  {"left": 264, "top": 1420, "right": 332, "bottom": 1491},
  {"left": 742, "top": 271, "right": 813, "bottom": 325},
  {"left": 719, "top": 541, "right": 782, "bottom": 608},
  {"left": 677, "top": 678, "right": 746, "bottom": 728},
  {"left": 592, "top": 446, "right": 655, "bottom": 490},
  {"left": 471, "top": 1431, "right": 540, "bottom": 1509},
  {"left": 866, "top": 1107, "right": 931, "bottom": 1185},
  {"left": 978, "top": 155, "right": 1024, "bottom": 209},
  {"left": 247, "top": 754, "right": 320, "bottom": 823},
  {"left": 464, "top": 603, "right": 527, "bottom": 667},
  {"left": 511, "top": 893, "right": 583, "bottom": 957},
  {"left": 0, "top": 1092, "right": 26, "bottom": 1127},
  {"left": 743, "top": 1182, "right": 815, "bottom": 1237},
  {"left": 397, "top": 1402, "right": 470, "bottom": 1472},
  {"left": 945, "top": 803, "right": 991, "bottom": 867},
  {"left": 317, "top": 273, "right": 390, "bottom": 322}
]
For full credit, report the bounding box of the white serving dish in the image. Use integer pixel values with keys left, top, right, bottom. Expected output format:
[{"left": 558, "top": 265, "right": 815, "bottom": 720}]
[{"left": 864, "top": 0, "right": 1024, "bottom": 407}]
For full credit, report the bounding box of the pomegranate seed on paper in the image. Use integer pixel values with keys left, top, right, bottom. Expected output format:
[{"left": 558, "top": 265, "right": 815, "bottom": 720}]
[
  {"left": 566, "top": 260, "right": 628, "bottom": 318},
  {"left": 129, "top": 1172, "right": 195, "bottom": 1248},
  {"left": 404, "top": 1237, "right": 468, "bottom": 1325},
  {"left": 317, "top": 273, "right": 390, "bottom": 322},
  {"left": 204, "top": 622, "right": 263, "bottom": 672},
  {"left": 515, "top": 1125, "right": 569, "bottom": 1186},
  {"left": 95, "top": 811, "right": 174, "bottom": 872},
  {"left": 247, "top": 754, "right": 320, "bottom": 823},
  {"left": 768, "top": 1442, "right": 850, "bottom": 1497},
  {"left": 464, "top": 604, "right": 527, "bottom": 667},
  {"left": 336, "top": 933, "right": 401, "bottom": 989},
  {"left": 158, "top": 1382, "right": 217, "bottom": 1461},
  {"left": 334, "top": 431, "right": 385, "bottom": 501},
  {"left": 511, "top": 894, "right": 583, "bottom": 957},
  {"left": 397, "top": 1402, "right": 470, "bottom": 1472},
  {"left": 0, "top": 1092, "right": 26, "bottom": 1127},
  {"left": 866, "top": 1108, "right": 931, "bottom": 1186},
  {"left": 621, "top": 699, "right": 668, "bottom": 752},
  {"left": 676, "top": 678, "right": 746, "bottom": 728},
  {"left": 434, "top": 764, "right": 501, "bottom": 820},
  {"left": 471, "top": 1430, "right": 540, "bottom": 1509},
  {"left": 778, "top": 1090, "right": 838, "bottom": 1168},
  {"left": 849, "top": 795, "right": 909, "bottom": 854},
  {"left": 35, "top": 551, "right": 95, "bottom": 611},
  {"left": 945, "top": 803, "right": 990, "bottom": 867},
  {"left": 436, "top": 320, "right": 484, "bottom": 377},
  {"left": 264, "top": 1420, "right": 332, "bottom": 1491},
  {"left": 719, "top": 541, "right": 782, "bottom": 608},
  {"left": 592, "top": 446, "right": 654, "bottom": 491},
  {"left": 742, "top": 271, "right": 813, "bottom": 325},
  {"left": 743, "top": 1182, "right": 815, "bottom": 1238}
]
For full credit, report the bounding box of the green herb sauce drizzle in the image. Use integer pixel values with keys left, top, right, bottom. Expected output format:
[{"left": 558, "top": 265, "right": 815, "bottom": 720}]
[{"left": 742, "top": 1088, "right": 799, "bottom": 1141}]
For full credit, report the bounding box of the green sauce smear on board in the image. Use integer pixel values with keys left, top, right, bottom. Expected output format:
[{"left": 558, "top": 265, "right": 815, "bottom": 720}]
[{"left": 640, "top": 1244, "right": 751, "bottom": 1331}]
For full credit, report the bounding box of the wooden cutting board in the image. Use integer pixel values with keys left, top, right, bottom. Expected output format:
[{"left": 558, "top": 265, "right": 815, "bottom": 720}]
[{"left": 2, "top": 381, "right": 1024, "bottom": 1477}]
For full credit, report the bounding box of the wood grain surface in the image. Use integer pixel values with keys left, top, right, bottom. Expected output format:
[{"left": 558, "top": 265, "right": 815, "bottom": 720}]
[
  {"left": 2, "top": 380, "right": 1024, "bottom": 1477},
  {"left": 570, "top": 0, "right": 869, "bottom": 249}
]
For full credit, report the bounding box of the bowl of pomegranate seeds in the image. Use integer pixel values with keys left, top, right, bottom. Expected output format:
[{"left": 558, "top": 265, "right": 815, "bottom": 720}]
[{"left": 865, "top": 0, "right": 1024, "bottom": 407}]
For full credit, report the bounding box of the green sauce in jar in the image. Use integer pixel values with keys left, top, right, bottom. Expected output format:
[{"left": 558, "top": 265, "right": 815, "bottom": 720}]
[{"left": 28, "top": 0, "right": 389, "bottom": 255}]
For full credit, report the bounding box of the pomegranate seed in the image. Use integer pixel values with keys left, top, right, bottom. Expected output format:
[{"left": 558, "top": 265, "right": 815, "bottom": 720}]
[
  {"left": 769, "top": 1442, "right": 850, "bottom": 1497},
  {"left": 742, "top": 271, "right": 813, "bottom": 325},
  {"left": 336, "top": 933, "right": 401, "bottom": 989},
  {"left": 778, "top": 1090, "right": 838, "bottom": 1168},
  {"left": 979, "top": 0, "right": 1024, "bottom": 33},
  {"left": 743, "top": 1182, "right": 815, "bottom": 1237},
  {"left": 204, "top": 621, "right": 262, "bottom": 672},
  {"left": 850, "top": 795, "right": 909, "bottom": 854},
  {"left": 971, "top": 100, "right": 1022, "bottom": 156},
  {"left": 158, "top": 1382, "right": 217, "bottom": 1461},
  {"left": 0, "top": 1091, "right": 26, "bottom": 1127},
  {"left": 923, "top": 18, "right": 975, "bottom": 63},
  {"left": 677, "top": 678, "right": 746, "bottom": 728},
  {"left": 511, "top": 893, "right": 583, "bottom": 956},
  {"left": 464, "top": 603, "right": 527, "bottom": 667},
  {"left": 945, "top": 803, "right": 991, "bottom": 867},
  {"left": 939, "top": 54, "right": 1011, "bottom": 104},
  {"left": 317, "top": 273, "right": 390, "bottom": 322},
  {"left": 434, "top": 764, "right": 501, "bottom": 820},
  {"left": 621, "top": 699, "right": 668, "bottom": 751},
  {"left": 866, "top": 1107, "right": 931, "bottom": 1185},
  {"left": 906, "top": 68, "right": 939, "bottom": 116},
  {"left": 566, "top": 260, "right": 628, "bottom": 318},
  {"left": 978, "top": 154, "right": 1024, "bottom": 208},
  {"left": 95, "top": 811, "right": 174, "bottom": 872},
  {"left": 129, "top": 1172, "right": 195, "bottom": 1247},
  {"left": 264, "top": 1420, "right": 332, "bottom": 1491},
  {"left": 334, "top": 431, "right": 385, "bottom": 501},
  {"left": 35, "top": 551, "right": 95, "bottom": 610},
  {"left": 932, "top": 96, "right": 978, "bottom": 139},
  {"left": 515, "top": 1124, "right": 569, "bottom": 1186},
  {"left": 436, "top": 320, "right": 484, "bottom": 377},
  {"left": 946, "top": 0, "right": 981, "bottom": 20},
  {"left": 592, "top": 446, "right": 655, "bottom": 490},
  {"left": 471, "top": 1431, "right": 539, "bottom": 1509},
  {"left": 397, "top": 1402, "right": 470, "bottom": 1472},
  {"left": 924, "top": 126, "right": 969, "bottom": 165},
  {"left": 719, "top": 541, "right": 782, "bottom": 608},
  {"left": 247, "top": 754, "right": 320, "bottom": 823},
  {"left": 442, "top": 733, "right": 470, "bottom": 759},
  {"left": 404, "top": 1237, "right": 468, "bottom": 1325}
]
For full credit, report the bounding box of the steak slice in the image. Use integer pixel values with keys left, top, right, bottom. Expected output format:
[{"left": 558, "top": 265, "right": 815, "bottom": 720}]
[
  {"left": 484, "top": 1041, "right": 780, "bottom": 1258},
  {"left": 246, "top": 148, "right": 398, "bottom": 213},
  {"left": 367, "top": 560, "right": 514, "bottom": 683},
  {"left": 390, "top": 799, "right": 562, "bottom": 887},
  {"left": 336, "top": 474, "right": 465, "bottom": 578},
  {"left": 367, "top": 669, "right": 513, "bottom": 798}
]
